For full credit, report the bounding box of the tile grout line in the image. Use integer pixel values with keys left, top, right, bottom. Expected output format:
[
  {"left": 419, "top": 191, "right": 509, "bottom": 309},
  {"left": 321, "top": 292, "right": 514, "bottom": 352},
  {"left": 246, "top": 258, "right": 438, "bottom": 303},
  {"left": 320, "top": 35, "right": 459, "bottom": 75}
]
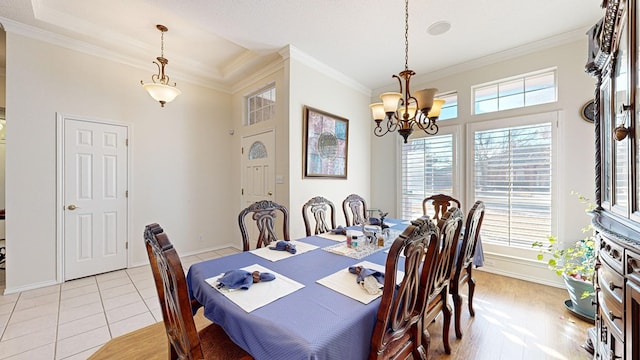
[
  {"left": 53, "top": 281, "right": 62, "bottom": 360},
  {"left": 0, "top": 292, "right": 19, "bottom": 342}
]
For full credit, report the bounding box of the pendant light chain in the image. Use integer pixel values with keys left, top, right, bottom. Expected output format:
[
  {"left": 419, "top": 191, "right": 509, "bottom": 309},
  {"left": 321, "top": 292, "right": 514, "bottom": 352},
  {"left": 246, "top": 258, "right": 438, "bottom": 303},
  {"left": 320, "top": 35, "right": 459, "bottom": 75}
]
[
  {"left": 404, "top": 0, "right": 409, "bottom": 71},
  {"left": 160, "top": 30, "right": 165, "bottom": 58}
]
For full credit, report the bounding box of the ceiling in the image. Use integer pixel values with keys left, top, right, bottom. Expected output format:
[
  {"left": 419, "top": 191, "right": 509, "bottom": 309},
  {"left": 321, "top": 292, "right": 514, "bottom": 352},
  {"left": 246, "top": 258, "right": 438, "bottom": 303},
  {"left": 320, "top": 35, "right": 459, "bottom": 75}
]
[{"left": 0, "top": 0, "right": 604, "bottom": 93}]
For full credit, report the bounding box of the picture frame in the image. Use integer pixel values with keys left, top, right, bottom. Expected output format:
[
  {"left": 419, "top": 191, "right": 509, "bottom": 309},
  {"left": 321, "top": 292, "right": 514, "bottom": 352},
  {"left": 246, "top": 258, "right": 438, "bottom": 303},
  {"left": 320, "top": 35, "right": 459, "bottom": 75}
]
[{"left": 303, "top": 106, "right": 349, "bottom": 178}]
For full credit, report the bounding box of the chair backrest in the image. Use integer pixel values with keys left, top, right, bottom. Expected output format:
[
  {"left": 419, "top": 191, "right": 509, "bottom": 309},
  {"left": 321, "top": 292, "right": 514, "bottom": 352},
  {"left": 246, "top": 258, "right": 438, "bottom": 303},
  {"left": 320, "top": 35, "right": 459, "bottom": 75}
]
[
  {"left": 144, "top": 223, "right": 203, "bottom": 359},
  {"left": 342, "top": 193, "right": 367, "bottom": 226},
  {"left": 452, "top": 201, "right": 485, "bottom": 281},
  {"left": 370, "top": 216, "right": 440, "bottom": 360},
  {"left": 422, "top": 194, "right": 461, "bottom": 222},
  {"left": 429, "top": 207, "right": 464, "bottom": 299},
  {"left": 238, "top": 200, "right": 290, "bottom": 251},
  {"left": 302, "top": 196, "right": 337, "bottom": 237}
]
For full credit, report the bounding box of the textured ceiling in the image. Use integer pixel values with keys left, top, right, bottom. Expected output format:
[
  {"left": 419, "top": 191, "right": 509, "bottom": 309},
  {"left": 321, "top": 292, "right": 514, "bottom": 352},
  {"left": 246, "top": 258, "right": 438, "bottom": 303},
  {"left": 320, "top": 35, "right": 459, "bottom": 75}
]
[{"left": 0, "top": 0, "right": 604, "bottom": 92}]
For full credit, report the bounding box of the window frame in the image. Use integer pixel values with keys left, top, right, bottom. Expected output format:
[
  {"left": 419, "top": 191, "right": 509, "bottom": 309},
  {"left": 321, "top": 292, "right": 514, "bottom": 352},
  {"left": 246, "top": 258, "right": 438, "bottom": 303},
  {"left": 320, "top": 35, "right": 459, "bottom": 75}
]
[
  {"left": 245, "top": 82, "right": 276, "bottom": 126},
  {"left": 466, "top": 111, "right": 559, "bottom": 256},
  {"left": 436, "top": 91, "right": 458, "bottom": 121},
  {"left": 471, "top": 68, "right": 558, "bottom": 115},
  {"left": 397, "top": 125, "right": 462, "bottom": 219}
]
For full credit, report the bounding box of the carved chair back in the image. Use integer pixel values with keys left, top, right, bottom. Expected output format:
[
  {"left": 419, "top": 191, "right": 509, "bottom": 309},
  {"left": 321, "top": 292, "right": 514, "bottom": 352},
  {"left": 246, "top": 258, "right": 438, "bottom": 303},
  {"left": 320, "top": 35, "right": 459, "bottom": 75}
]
[
  {"left": 342, "top": 193, "right": 368, "bottom": 226},
  {"left": 422, "top": 194, "right": 461, "bottom": 222},
  {"left": 369, "top": 216, "right": 439, "bottom": 360},
  {"left": 238, "top": 200, "right": 290, "bottom": 251},
  {"left": 144, "top": 223, "right": 204, "bottom": 359},
  {"left": 450, "top": 201, "right": 485, "bottom": 339},
  {"left": 302, "top": 196, "right": 337, "bottom": 237},
  {"left": 423, "top": 207, "right": 464, "bottom": 355}
]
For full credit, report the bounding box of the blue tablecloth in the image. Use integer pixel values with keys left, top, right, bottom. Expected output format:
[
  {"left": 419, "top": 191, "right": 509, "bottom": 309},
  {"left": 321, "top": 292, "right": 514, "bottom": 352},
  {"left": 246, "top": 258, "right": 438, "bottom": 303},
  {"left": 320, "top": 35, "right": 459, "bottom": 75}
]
[
  {"left": 186, "top": 218, "right": 484, "bottom": 360},
  {"left": 187, "top": 235, "right": 391, "bottom": 360}
]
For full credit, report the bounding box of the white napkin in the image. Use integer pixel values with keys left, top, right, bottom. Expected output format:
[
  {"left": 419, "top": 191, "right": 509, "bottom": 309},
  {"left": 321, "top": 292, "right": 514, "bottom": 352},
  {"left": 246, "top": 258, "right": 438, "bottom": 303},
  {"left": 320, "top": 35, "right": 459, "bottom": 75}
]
[
  {"left": 316, "top": 233, "right": 347, "bottom": 242},
  {"left": 205, "top": 264, "right": 304, "bottom": 312},
  {"left": 249, "top": 240, "right": 319, "bottom": 262},
  {"left": 316, "top": 261, "right": 404, "bottom": 304}
]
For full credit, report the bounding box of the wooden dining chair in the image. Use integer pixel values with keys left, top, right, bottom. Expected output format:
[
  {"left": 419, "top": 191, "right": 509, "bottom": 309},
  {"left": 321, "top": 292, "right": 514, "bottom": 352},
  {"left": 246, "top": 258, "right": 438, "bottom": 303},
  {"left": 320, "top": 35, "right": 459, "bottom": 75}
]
[
  {"left": 369, "top": 216, "right": 440, "bottom": 360},
  {"left": 143, "top": 223, "right": 253, "bottom": 360},
  {"left": 238, "top": 200, "right": 290, "bottom": 251},
  {"left": 302, "top": 196, "right": 337, "bottom": 236},
  {"left": 450, "top": 200, "right": 485, "bottom": 339},
  {"left": 422, "top": 194, "right": 461, "bottom": 222},
  {"left": 342, "top": 193, "right": 368, "bottom": 226},
  {"left": 423, "top": 207, "right": 464, "bottom": 355}
]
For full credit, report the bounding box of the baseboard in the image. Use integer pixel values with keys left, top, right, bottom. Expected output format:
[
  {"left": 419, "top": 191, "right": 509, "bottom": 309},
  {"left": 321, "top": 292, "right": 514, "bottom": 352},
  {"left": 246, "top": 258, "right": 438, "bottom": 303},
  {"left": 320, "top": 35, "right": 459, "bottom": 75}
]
[{"left": 3, "top": 279, "right": 59, "bottom": 295}]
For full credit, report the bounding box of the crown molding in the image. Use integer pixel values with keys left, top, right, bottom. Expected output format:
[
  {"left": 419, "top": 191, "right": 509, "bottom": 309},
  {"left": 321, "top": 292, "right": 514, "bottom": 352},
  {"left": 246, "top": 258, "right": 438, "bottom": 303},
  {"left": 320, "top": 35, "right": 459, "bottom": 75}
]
[
  {"left": 0, "top": 16, "right": 233, "bottom": 94},
  {"left": 281, "top": 45, "right": 371, "bottom": 96},
  {"left": 374, "top": 27, "right": 589, "bottom": 94},
  {"left": 230, "top": 53, "right": 285, "bottom": 94}
]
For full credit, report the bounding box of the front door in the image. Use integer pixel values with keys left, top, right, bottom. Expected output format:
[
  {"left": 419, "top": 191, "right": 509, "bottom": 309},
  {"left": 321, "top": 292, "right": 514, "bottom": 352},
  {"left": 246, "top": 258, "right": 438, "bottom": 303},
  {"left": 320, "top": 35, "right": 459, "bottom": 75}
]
[
  {"left": 63, "top": 117, "right": 128, "bottom": 280},
  {"left": 241, "top": 130, "right": 276, "bottom": 248}
]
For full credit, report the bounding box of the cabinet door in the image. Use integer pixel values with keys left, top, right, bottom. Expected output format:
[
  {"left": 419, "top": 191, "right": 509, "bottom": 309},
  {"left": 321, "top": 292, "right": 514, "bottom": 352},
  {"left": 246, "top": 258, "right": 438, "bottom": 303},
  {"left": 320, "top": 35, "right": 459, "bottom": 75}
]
[
  {"left": 603, "top": 77, "right": 613, "bottom": 208},
  {"left": 635, "top": 0, "right": 640, "bottom": 220},
  {"left": 613, "top": 15, "right": 631, "bottom": 217},
  {"left": 627, "top": 280, "right": 640, "bottom": 359}
]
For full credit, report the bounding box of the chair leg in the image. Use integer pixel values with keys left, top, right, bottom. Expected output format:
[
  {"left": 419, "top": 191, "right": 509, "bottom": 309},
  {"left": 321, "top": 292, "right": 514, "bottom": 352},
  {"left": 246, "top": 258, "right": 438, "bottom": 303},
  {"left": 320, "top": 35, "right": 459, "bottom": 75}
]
[
  {"left": 442, "top": 294, "right": 452, "bottom": 354},
  {"left": 452, "top": 289, "right": 463, "bottom": 339},
  {"left": 422, "top": 327, "right": 431, "bottom": 358},
  {"left": 468, "top": 268, "right": 476, "bottom": 317}
]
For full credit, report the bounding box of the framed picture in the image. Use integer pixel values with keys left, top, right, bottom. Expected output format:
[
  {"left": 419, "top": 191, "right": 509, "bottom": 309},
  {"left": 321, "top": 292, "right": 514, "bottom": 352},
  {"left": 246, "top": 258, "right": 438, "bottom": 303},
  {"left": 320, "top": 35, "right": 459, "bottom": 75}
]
[{"left": 303, "top": 106, "right": 349, "bottom": 178}]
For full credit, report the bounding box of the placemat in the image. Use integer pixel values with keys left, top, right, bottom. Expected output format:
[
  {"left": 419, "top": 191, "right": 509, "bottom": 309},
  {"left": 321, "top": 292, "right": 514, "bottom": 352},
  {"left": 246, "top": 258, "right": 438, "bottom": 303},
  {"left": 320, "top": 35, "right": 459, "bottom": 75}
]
[
  {"left": 205, "top": 264, "right": 304, "bottom": 312},
  {"left": 316, "top": 261, "right": 404, "bottom": 304},
  {"left": 249, "top": 240, "right": 319, "bottom": 261}
]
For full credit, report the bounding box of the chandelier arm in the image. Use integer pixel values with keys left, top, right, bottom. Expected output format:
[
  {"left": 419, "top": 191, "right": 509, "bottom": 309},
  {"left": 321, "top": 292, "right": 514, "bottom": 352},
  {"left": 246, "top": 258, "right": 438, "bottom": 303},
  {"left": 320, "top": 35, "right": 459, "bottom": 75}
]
[
  {"left": 151, "top": 61, "right": 162, "bottom": 83},
  {"left": 374, "top": 123, "right": 389, "bottom": 137},
  {"left": 388, "top": 115, "right": 401, "bottom": 133},
  {"left": 413, "top": 116, "right": 439, "bottom": 135}
]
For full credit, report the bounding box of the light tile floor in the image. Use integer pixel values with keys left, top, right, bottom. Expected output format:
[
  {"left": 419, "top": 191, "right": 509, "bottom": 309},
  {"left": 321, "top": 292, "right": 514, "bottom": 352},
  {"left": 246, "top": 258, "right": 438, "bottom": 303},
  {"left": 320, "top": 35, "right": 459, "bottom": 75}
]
[{"left": 0, "top": 247, "right": 241, "bottom": 360}]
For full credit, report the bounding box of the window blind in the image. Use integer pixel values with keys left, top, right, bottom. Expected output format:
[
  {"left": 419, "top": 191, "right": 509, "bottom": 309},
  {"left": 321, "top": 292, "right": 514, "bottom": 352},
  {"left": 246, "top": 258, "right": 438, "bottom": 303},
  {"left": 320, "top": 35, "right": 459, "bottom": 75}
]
[
  {"left": 401, "top": 134, "right": 454, "bottom": 219},
  {"left": 474, "top": 122, "right": 552, "bottom": 247}
]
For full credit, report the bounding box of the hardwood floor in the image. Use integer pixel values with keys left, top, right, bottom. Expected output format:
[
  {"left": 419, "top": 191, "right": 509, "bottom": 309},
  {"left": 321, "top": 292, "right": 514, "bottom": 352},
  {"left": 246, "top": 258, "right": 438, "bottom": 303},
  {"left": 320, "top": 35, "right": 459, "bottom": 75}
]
[{"left": 428, "top": 270, "right": 593, "bottom": 360}]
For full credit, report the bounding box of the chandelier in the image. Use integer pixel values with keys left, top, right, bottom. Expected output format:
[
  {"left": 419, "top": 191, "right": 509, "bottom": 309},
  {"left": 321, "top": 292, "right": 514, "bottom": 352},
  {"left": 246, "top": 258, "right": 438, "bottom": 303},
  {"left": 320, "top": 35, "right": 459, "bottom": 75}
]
[
  {"left": 141, "top": 24, "right": 182, "bottom": 107},
  {"left": 369, "top": 0, "right": 445, "bottom": 143}
]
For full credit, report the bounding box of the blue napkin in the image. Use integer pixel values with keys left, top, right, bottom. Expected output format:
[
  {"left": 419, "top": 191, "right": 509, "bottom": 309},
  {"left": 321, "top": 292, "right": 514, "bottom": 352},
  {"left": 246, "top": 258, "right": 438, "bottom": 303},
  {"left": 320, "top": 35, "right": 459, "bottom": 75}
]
[
  {"left": 368, "top": 217, "right": 381, "bottom": 225},
  {"left": 217, "top": 269, "right": 276, "bottom": 290},
  {"left": 331, "top": 226, "right": 347, "bottom": 235},
  {"left": 348, "top": 266, "right": 385, "bottom": 285},
  {"left": 269, "top": 240, "right": 297, "bottom": 254}
]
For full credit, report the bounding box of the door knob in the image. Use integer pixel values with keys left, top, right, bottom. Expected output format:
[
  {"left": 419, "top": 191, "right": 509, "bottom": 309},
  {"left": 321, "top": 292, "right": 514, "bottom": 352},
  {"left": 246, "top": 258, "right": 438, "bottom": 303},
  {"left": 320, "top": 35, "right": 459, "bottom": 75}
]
[
  {"left": 67, "top": 204, "right": 78, "bottom": 210},
  {"left": 268, "top": 192, "right": 273, "bottom": 196}
]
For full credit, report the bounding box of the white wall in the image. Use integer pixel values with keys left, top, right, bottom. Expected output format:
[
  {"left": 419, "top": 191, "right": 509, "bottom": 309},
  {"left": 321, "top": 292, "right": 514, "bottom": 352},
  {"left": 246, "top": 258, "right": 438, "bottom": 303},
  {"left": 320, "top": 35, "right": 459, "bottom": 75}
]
[
  {"left": 370, "top": 39, "right": 596, "bottom": 287},
  {"left": 4, "top": 31, "right": 236, "bottom": 292},
  {"left": 287, "top": 48, "right": 373, "bottom": 239}
]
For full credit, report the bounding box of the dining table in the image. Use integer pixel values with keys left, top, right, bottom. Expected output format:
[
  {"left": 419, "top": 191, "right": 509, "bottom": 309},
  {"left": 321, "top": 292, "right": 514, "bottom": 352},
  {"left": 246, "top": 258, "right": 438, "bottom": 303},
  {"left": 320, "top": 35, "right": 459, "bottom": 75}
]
[{"left": 186, "top": 218, "right": 484, "bottom": 360}]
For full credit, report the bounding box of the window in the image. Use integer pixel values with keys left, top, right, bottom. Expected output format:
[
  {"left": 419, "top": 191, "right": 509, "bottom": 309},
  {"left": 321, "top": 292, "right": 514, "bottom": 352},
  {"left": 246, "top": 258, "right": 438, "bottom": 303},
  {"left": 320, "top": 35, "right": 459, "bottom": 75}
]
[
  {"left": 473, "top": 69, "right": 557, "bottom": 115},
  {"left": 401, "top": 134, "right": 454, "bottom": 219},
  {"left": 437, "top": 92, "right": 458, "bottom": 120},
  {"left": 246, "top": 84, "right": 276, "bottom": 125},
  {"left": 473, "top": 120, "right": 553, "bottom": 248}
]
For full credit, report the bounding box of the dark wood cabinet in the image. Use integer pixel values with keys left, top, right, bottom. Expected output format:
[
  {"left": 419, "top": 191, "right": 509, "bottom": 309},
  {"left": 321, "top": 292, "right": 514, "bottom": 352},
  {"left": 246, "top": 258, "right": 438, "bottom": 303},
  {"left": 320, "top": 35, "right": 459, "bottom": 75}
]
[{"left": 587, "top": 0, "right": 640, "bottom": 359}]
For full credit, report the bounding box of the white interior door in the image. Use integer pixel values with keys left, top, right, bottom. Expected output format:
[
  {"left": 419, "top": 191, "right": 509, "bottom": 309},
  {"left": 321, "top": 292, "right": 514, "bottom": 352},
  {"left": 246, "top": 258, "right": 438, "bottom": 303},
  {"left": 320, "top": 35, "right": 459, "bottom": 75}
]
[
  {"left": 63, "top": 118, "right": 128, "bottom": 280},
  {"left": 241, "top": 131, "right": 276, "bottom": 248}
]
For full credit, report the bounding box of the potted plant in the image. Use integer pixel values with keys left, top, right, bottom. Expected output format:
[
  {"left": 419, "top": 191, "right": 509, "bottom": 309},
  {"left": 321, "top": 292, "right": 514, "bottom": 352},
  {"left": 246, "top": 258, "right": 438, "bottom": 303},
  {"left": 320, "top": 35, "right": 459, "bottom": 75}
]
[{"left": 532, "top": 193, "right": 596, "bottom": 320}]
